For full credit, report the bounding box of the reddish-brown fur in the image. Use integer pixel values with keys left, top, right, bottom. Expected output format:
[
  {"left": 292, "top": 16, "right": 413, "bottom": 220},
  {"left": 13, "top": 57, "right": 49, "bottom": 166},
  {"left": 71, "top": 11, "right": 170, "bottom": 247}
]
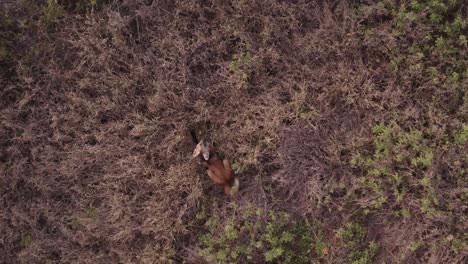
[{"left": 202, "top": 144, "right": 236, "bottom": 195}]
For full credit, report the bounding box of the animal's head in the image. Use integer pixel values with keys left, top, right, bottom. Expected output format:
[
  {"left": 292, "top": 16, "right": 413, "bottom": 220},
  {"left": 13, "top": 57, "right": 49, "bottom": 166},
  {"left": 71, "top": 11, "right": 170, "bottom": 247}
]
[{"left": 193, "top": 140, "right": 210, "bottom": 160}]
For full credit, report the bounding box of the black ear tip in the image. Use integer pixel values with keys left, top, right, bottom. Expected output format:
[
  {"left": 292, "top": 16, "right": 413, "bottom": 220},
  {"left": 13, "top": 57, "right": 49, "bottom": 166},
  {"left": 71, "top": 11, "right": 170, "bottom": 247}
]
[{"left": 189, "top": 129, "right": 199, "bottom": 144}]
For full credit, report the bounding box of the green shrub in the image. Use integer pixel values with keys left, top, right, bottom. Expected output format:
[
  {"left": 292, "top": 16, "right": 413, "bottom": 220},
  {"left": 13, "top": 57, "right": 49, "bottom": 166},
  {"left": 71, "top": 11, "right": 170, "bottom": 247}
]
[
  {"left": 337, "top": 222, "right": 366, "bottom": 247},
  {"left": 0, "top": 13, "right": 18, "bottom": 64},
  {"left": 454, "top": 125, "right": 468, "bottom": 145},
  {"left": 230, "top": 51, "right": 253, "bottom": 82},
  {"left": 337, "top": 222, "right": 379, "bottom": 264},
  {"left": 408, "top": 241, "right": 423, "bottom": 252},
  {"left": 351, "top": 241, "right": 379, "bottom": 264},
  {"left": 374, "top": 0, "right": 466, "bottom": 97},
  {"left": 198, "top": 204, "right": 319, "bottom": 263},
  {"left": 352, "top": 124, "right": 438, "bottom": 212},
  {"left": 43, "top": 0, "right": 65, "bottom": 25},
  {"left": 20, "top": 234, "right": 33, "bottom": 248}
]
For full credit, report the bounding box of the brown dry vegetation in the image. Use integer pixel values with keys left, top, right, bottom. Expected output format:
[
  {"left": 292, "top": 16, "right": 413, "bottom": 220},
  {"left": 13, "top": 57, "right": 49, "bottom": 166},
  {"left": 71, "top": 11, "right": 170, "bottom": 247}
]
[{"left": 0, "top": 0, "right": 467, "bottom": 263}]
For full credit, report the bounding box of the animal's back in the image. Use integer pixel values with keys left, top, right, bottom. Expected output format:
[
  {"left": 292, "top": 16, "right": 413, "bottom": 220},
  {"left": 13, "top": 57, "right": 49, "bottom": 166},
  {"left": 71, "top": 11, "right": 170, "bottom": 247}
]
[{"left": 209, "top": 159, "right": 232, "bottom": 183}]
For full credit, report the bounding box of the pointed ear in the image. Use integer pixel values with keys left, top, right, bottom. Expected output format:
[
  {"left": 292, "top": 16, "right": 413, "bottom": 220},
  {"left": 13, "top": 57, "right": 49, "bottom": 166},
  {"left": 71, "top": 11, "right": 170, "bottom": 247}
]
[
  {"left": 193, "top": 146, "right": 201, "bottom": 157},
  {"left": 202, "top": 151, "right": 209, "bottom": 161}
]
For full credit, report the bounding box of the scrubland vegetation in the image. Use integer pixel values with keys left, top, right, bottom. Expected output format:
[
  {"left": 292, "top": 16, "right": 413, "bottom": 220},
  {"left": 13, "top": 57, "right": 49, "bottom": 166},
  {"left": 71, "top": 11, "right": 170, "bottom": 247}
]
[{"left": 0, "top": 0, "right": 466, "bottom": 263}]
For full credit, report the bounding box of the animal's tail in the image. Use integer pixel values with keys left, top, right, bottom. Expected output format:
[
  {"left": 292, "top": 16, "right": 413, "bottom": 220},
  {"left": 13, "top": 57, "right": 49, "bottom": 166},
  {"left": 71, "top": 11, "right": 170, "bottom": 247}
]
[
  {"left": 224, "top": 177, "right": 240, "bottom": 196},
  {"left": 233, "top": 177, "right": 239, "bottom": 193},
  {"left": 190, "top": 129, "right": 199, "bottom": 144}
]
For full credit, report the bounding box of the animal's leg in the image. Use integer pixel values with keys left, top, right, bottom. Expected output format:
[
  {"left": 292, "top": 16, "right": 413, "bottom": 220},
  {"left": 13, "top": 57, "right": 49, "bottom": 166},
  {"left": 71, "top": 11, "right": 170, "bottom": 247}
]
[
  {"left": 223, "top": 159, "right": 232, "bottom": 171},
  {"left": 207, "top": 169, "right": 224, "bottom": 185},
  {"left": 223, "top": 184, "right": 232, "bottom": 195}
]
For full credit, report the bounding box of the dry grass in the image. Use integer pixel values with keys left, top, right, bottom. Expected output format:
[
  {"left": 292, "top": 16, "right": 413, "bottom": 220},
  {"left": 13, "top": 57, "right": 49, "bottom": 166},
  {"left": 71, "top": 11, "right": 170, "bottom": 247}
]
[{"left": 1, "top": 0, "right": 466, "bottom": 263}]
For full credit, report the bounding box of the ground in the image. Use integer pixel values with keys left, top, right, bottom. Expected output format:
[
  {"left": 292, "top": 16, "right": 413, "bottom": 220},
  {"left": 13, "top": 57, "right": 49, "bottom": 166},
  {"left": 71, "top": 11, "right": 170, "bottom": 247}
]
[{"left": 0, "top": 0, "right": 466, "bottom": 263}]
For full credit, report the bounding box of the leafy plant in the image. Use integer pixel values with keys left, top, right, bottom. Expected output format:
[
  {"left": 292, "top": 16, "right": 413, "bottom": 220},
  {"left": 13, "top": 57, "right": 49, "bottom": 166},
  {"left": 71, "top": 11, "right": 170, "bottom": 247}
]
[
  {"left": 454, "top": 125, "right": 468, "bottom": 145},
  {"left": 408, "top": 241, "right": 423, "bottom": 252},
  {"left": 352, "top": 124, "right": 440, "bottom": 214},
  {"left": 230, "top": 51, "right": 253, "bottom": 82},
  {"left": 43, "top": 0, "right": 64, "bottom": 25},
  {"left": 20, "top": 234, "right": 33, "bottom": 248},
  {"left": 198, "top": 204, "right": 319, "bottom": 263},
  {"left": 337, "top": 222, "right": 379, "bottom": 264},
  {"left": 0, "top": 13, "right": 18, "bottom": 64},
  {"left": 337, "top": 222, "right": 366, "bottom": 247}
]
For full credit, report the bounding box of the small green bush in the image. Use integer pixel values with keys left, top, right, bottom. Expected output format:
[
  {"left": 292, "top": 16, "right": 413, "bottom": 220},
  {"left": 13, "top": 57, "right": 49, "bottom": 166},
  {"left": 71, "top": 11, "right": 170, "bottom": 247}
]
[
  {"left": 454, "top": 125, "right": 468, "bottom": 145},
  {"left": 198, "top": 205, "right": 319, "bottom": 263},
  {"left": 230, "top": 51, "right": 253, "bottom": 81},
  {"left": 43, "top": 0, "right": 65, "bottom": 25},
  {"left": 337, "top": 222, "right": 366, "bottom": 247},
  {"left": 0, "top": 13, "right": 18, "bottom": 64},
  {"left": 408, "top": 241, "right": 423, "bottom": 252},
  {"left": 337, "top": 221, "right": 379, "bottom": 264},
  {"left": 352, "top": 124, "right": 439, "bottom": 213}
]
